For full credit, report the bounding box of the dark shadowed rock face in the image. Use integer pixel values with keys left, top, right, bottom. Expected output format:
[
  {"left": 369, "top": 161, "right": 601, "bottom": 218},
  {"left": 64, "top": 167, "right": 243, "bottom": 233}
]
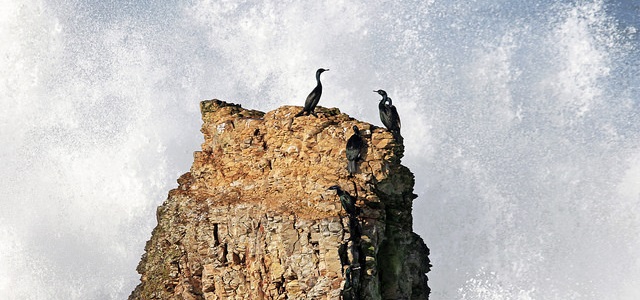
[{"left": 130, "top": 99, "right": 430, "bottom": 300}]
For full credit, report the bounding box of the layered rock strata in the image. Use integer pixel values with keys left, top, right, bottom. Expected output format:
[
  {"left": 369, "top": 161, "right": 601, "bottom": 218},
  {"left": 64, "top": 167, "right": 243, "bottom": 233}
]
[{"left": 130, "top": 100, "right": 431, "bottom": 299}]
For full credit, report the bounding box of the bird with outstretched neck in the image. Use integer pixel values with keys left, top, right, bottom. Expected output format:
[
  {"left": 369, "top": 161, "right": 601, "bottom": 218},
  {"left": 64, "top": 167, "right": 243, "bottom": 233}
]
[
  {"left": 346, "top": 126, "right": 364, "bottom": 176},
  {"left": 374, "top": 89, "right": 402, "bottom": 141},
  {"left": 295, "top": 68, "right": 329, "bottom": 117},
  {"left": 327, "top": 185, "right": 358, "bottom": 217}
]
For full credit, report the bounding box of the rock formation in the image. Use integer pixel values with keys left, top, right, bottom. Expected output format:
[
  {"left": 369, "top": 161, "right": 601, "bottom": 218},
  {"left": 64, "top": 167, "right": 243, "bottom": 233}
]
[{"left": 130, "top": 100, "right": 431, "bottom": 299}]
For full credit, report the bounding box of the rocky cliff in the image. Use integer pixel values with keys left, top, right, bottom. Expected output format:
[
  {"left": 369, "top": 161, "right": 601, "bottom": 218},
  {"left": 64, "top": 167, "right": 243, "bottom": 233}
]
[{"left": 130, "top": 100, "right": 431, "bottom": 299}]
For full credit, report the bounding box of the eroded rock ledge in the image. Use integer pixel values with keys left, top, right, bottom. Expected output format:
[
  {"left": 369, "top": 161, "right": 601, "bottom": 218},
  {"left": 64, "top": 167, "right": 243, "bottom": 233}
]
[{"left": 130, "top": 100, "right": 431, "bottom": 299}]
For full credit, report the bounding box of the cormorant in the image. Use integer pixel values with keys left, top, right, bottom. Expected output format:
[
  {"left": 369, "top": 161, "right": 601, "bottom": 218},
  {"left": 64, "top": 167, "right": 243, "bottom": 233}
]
[
  {"left": 327, "top": 185, "right": 358, "bottom": 216},
  {"left": 341, "top": 266, "right": 354, "bottom": 300},
  {"left": 374, "top": 89, "right": 401, "bottom": 140},
  {"left": 345, "top": 263, "right": 362, "bottom": 299},
  {"left": 346, "top": 126, "right": 364, "bottom": 176},
  {"left": 295, "top": 68, "right": 329, "bottom": 117},
  {"left": 344, "top": 266, "right": 353, "bottom": 289}
]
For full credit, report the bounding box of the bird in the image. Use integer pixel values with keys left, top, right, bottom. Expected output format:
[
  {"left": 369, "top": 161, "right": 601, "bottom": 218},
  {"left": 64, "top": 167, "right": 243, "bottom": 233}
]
[
  {"left": 374, "top": 90, "right": 402, "bottom": 140},
  {"left": 345, "top": 126, "right": 364, "bottom": 176},
  {"left": 341, "top": 266, "right": 354, "bottom": 300},
  {"left": 295, "top": 68, "right": 329, "bottom": 117},
  {"left": 327, "top": 185, "right": 358, "bottom": 216}
]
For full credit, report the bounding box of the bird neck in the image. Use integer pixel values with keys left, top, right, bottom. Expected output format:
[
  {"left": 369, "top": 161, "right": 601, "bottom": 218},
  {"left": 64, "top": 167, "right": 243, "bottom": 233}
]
[{"left": 315, "top": 72, "right": 322, "bottom": 85}]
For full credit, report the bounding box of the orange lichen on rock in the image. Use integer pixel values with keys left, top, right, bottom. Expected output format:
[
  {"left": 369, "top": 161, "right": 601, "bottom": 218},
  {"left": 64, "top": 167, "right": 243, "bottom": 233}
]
[{"left": 190, "top": 100, "right": 400, "bottom": 219}]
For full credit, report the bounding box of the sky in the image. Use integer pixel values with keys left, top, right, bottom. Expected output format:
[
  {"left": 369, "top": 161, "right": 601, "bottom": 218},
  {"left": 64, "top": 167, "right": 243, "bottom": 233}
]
[{"left": 1, "top": 0, "right": 639, "bottom": 299}]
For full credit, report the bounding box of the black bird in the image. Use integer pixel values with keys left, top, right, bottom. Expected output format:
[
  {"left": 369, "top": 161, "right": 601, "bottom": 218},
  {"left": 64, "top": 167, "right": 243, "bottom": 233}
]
[
  {"left": 327, "top": 185, "right": 358, "bottom": 216},
  {"left": 341, "top": 266, "right": 354, "bottom": 300},
  {"left": 345, "top": 126, "right": 364, "bottom": 176},
  {"left": 295, "top": 68, "right": 329, "bottom": 117},
  {"left": 374, "top": 90, "right": 401, "bottom": 140}
]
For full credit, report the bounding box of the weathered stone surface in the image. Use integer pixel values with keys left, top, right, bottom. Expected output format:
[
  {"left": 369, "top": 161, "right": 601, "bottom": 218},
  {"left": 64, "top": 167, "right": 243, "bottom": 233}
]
[{"left": 130, "top": 99, "right": 430, "bottom": 299}]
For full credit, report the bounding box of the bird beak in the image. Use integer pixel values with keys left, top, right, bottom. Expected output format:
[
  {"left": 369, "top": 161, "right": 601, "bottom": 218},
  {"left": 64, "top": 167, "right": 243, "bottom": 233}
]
[{"left": 373, "top": 90, "right": 377, "bottom": 93}]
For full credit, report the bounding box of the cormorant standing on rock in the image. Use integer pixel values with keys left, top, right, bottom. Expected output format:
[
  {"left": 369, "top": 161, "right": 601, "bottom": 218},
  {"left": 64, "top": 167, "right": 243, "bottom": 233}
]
[
  {"left": 374, "top": 90, "right": 401, "bottom": 140},
  {"left": 346, "top": 126, "right": 364, "bottom": 176},
  {"left": 327, "top": 185, "right": 358, "bottom": 216},
  {"left": 295, "top": 68, "right": 329, "bottom": 117}
]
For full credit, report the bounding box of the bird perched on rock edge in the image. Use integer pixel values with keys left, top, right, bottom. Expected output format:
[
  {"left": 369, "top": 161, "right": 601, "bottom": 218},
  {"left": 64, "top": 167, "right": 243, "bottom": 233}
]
[
  {"left": 374, "top": 89, "right": 402, "bottom": 141},
  {"left": 295, "top": 68, "right": 329, "bottom": 117}
]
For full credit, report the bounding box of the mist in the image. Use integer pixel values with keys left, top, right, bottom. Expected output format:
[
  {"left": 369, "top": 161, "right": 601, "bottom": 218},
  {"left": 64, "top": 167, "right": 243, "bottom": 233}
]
[{"left": 1, "top": 0, "right": 639, "bottom": 299}]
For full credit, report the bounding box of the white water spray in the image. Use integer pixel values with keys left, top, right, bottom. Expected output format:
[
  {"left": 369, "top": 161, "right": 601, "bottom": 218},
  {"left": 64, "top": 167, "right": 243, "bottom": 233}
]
[{"left": 1, "top": 0, "right": 638, "bottom": 299}]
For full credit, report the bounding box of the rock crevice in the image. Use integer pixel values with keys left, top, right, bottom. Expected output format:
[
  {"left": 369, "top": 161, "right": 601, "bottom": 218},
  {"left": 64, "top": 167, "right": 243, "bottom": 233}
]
[{"left": 130, "top": 100, "right": 430, "bottom": 299}]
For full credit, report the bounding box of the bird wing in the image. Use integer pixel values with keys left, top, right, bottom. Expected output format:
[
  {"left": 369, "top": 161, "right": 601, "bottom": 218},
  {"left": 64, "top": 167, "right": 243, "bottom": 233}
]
[
  {"left": 346, "top": 135, "right": 363, "bottom": 160},
  {"left": 309, "top": 85, "right": 322, "bottom": 109},
  {"left": 379, "top": 105, "right": 392, "bottom": 130},
  {"left": 340, "top": 193, "right": 357, "bottom": 215},
  {"left": 389, "top": 105, "right": 401, "bottom": 130},
  {"left": 304, "top": 89, "right": 317, "bottom": 110}
]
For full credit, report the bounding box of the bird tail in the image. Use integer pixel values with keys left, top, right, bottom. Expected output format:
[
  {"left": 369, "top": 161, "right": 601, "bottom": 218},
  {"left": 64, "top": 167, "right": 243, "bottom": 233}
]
[
  {"left": 347, "top": 160, "right": 357, "bottom": 175},
  {"left": 392, "top": 130, "right": 403, "bottom": 143},
  {"left": 294, "top": 109, "right": 305, "bottom": 117}
]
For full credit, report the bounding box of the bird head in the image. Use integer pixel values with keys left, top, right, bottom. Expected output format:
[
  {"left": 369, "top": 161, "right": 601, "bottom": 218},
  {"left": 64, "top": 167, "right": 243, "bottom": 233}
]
[
  {"left": 317, "top": 68, "right": 329, "bottom": 74},
  {"left": 374, "top": 89, "right": 387, "bottom": 97},
  {"left": 327, "top": 185, "right": 341, "bottom": 192},
  {"left": 352, "top": 125, "right": 359, "bottom": 134}
]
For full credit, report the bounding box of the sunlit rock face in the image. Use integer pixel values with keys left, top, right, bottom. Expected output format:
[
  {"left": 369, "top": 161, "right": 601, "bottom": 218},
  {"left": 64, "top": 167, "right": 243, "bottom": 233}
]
[{"left": 129, "top": 100, "right": 430, "bottom": 299}]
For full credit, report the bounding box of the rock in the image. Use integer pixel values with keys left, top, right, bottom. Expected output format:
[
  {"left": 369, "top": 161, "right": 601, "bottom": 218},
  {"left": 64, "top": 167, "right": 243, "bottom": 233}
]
[{"left": 129, "top": 100, "right": 430, "bottom": 299}]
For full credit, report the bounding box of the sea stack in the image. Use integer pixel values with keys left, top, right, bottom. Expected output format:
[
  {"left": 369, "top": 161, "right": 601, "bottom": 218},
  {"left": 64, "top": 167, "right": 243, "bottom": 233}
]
[{"left": 129, "top": 99, "right": 430, "bottom": 299}]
